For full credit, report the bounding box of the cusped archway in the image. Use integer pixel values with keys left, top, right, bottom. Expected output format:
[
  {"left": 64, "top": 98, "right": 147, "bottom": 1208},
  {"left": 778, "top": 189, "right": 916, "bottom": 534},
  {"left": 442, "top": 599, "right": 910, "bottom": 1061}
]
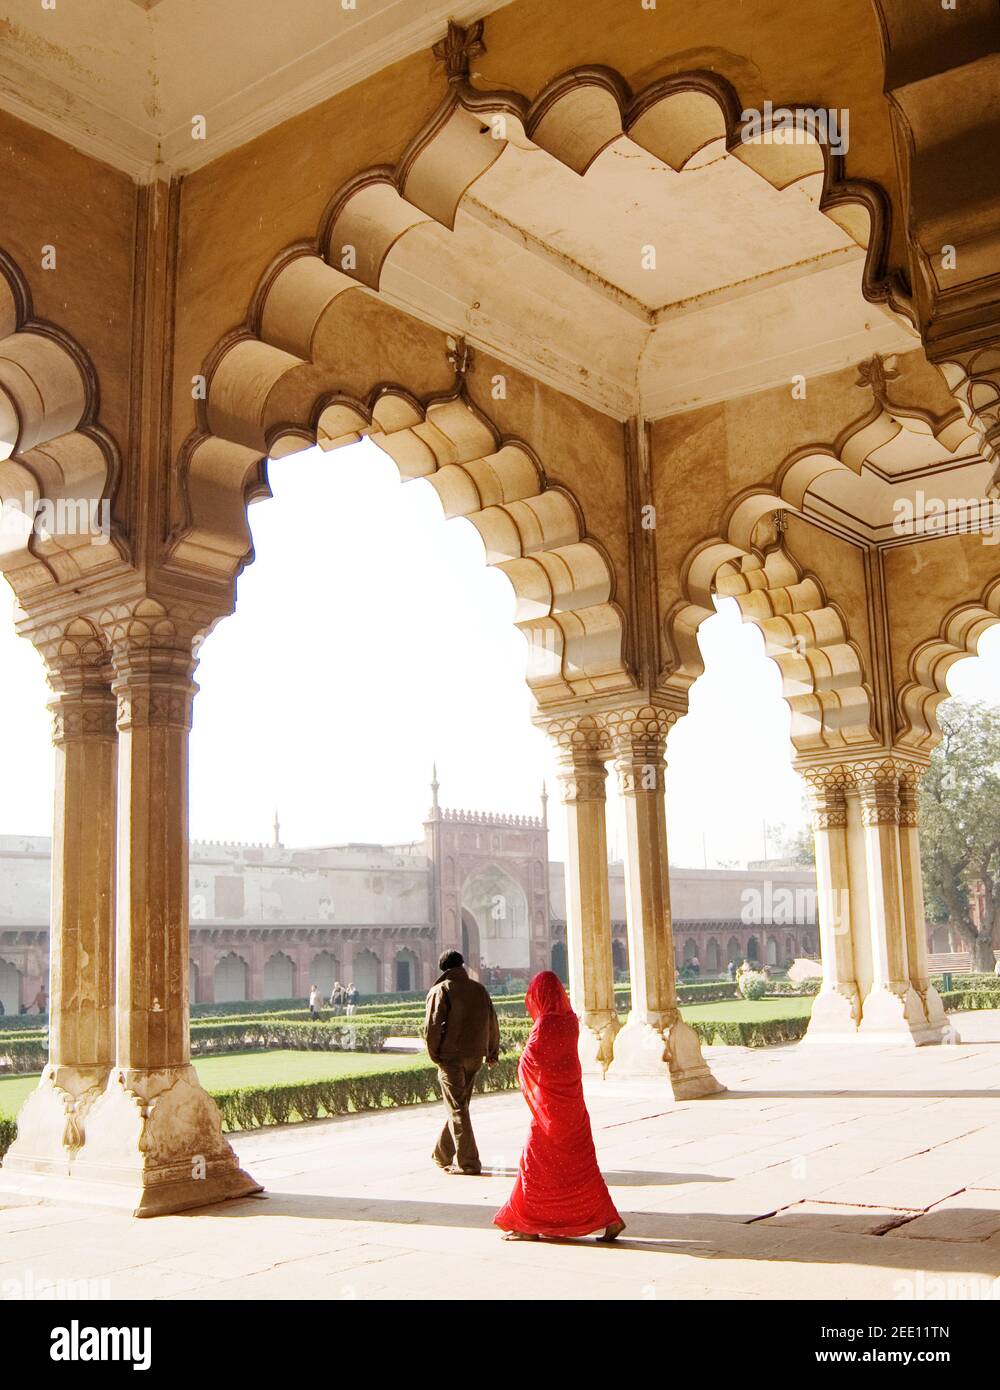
[
  {"left": 179, "top": 361, "right": 632, "bottom": 707},
  {"left": 263, "top": 950, "right": 295, "bottom": 1000},
  {"left": 169, "top": 54, "right": 929, "bottom": 711},
  {"left": 461, "top": 864, "right": 530, "bottom": 971},
  {"left": 213, "top": 951, "right": 249, "bottom": 1004},
  {"left": 0, "top": 249, "right": 122, "bottom": 601},
  {"left": 309, "top": 950, "right": 339, "bottom": 998}
]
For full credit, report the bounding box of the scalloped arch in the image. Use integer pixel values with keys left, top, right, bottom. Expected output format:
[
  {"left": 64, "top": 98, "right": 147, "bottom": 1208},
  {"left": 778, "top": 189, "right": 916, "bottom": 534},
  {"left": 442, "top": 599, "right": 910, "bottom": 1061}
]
[
  {"left": 306, "top": 65, "right": 910, "bottom": 321},
  {"left": 177, "top": 372, "right": 634, "bottom": 707},
  {"left": 897, "top": 576, "right": 1000, "bottom": 754},
  {"left": 668, "top": 499, "right": 876, "bottom": 755},
  {"left": 0, "top": 248, "right": 121, "bottom": 600},
  {"left": 176, "top": 61, "right": 924, "bottom": 715}
]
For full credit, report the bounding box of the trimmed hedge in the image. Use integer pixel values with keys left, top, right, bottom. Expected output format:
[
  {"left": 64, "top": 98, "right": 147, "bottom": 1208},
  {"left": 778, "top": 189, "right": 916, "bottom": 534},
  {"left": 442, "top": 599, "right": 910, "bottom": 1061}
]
[
  {"left": 187, "top": 1015, "right": 532, "bottom": 1060},
  {"left": 941, "top": 986, "right": 1000, "bottom": 1013},
  {"left": 0, "top": 1013, "right": 48, "bottom": 1032},
  {"left": 212, "top": 1054, "right": 522, "bottom": 1132},
  {"left": 190, "top": 991, "right": 427, "bottom": 1019},
  {"left": 690, "top": 1016, "right": 811, "bottom": 1047},
  {"left": 0, "top": 1057, "right": 523, "bottom": 1158},
  {"left": 763, "top": 978, "right": 822, "bottom": 996},
  {"left": 0, "top": 1040, "right": 48, "bottom": 1074}
]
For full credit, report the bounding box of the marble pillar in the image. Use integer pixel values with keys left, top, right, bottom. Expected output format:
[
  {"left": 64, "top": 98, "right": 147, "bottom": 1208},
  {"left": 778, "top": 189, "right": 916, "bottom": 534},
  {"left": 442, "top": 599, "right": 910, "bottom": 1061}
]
[
  {"left": 548, "top": 717, "right": 619, "bottom": 1073},
  {"left": 604, "top": 706, "right": 723, "bottom": 1097}
]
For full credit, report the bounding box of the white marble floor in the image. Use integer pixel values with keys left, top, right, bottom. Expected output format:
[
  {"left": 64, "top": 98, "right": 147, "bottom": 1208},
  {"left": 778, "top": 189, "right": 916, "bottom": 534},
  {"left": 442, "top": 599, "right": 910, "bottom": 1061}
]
[{"left": 4, "top": 1012, "right": 1000, "bottom": 1301}]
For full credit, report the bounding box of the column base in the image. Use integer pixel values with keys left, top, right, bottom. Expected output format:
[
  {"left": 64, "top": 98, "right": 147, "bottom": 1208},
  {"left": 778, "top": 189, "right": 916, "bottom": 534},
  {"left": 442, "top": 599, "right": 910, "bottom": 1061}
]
[
  {"left": 855, "top": 983, "right": 951, "bottom": 1045},
  {"left": 801, "top": 985, "right": 861, "bottom": 1042},
  {"left": 0, "top": 1064, "right": 261, "bottom": 1217},
  {"left": 0, "top": 1064, "right": 109, "bottom": 1175},
  {"left": 915, "top": 982, "right": 949, "bottom": 1031},
  {"left": 607, "top": 1014, "right": 725, "bottom": 1099},
  {"left": 578, "top": 1011, "right": 621, "bottom": 1076}
]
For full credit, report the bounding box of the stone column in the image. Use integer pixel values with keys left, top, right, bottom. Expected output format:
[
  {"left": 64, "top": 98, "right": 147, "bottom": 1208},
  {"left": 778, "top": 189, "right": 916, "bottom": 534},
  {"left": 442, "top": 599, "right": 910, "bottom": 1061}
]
[
  {"left": 801, "top": 765, "right": 861, "bottom": 1038},
  {"left": 1, "top": 629, "right": 117, "bottom": 1184},
  {"left": 248, "top": 946, "right": 264, "bottom": 1001},
  {"left": 340, "top": 940, "right": 354, "bottom": 988},
  {"left": 853, "top": 759, "right": 929, "bottom": 1041},
  {"left": 294, "top": 947, "right": 310, "bottom": 999},
  {"left": 898, "top": 765, "right": 949, "bottom": 1039},
  {"left": 547, "top": 716, "right": 619, "bottom": 1073},
  {"left": 604, "top": 706, "right": 723, "bottom": 1097},
  {"left": 71, "top": 600, "right": 260, "bottom": 1215}
]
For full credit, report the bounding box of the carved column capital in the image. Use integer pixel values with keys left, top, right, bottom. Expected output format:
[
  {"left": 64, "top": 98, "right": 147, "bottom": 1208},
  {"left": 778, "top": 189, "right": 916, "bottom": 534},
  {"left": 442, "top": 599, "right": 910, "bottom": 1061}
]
[
  {"left": 28, "top": 617, "right": 116, "bottom": 745},
  {"left": 896, "top": 764, "right": 925, "bottom": 827},
  {"left": 605, "top": 705, "right": 678, "bottom": 795},
  {"left": 851, "top": 758, "right": 904, "bottom": 826},
  {"left": 799, "top": 763, "right": 851, "bottom": 829},
  {"left": 541, "top": 714, "right": 610, "bottom": 803},
  {"left": 604, "top": 704, "right": 678, "bottom": 756},
  {"left": 101, "top": 598, "right": 216, "bottom": 733}
]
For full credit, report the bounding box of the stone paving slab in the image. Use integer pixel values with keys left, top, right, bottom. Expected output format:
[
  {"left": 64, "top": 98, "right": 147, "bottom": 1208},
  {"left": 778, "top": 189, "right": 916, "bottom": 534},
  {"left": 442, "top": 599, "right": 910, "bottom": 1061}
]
[{"left": 4, "top": 1012, "right": 1000, "bottom": 1300}]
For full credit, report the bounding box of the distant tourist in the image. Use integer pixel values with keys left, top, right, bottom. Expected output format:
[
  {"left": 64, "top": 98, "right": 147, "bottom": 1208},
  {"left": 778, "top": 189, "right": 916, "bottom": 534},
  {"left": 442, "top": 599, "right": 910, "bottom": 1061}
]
[
  {"left": 345, "top": 983, "right": 358, "bottom": 1016},
  {"left": 31, "top": 984, "right": 47, "bottom": 1015},
  {"left": 994, "top": 958, "right": 1000, "bottom": 978},
  {"left": 425, "top": 949, "right": 500, "bottom": 1175},
  {"left": 691, "top": 955, "right": 700, "bottom": 977},
  {"left": 727, "top": 960, "right": 736, "bottom": 981},
  {"left": 494, "top": 971, "right": 624, "bottom": 1244},
  {"left": 308, "top": 984, "right": 321, "bottom": 1020},
  {"left": 330, "top": 981, "right": 345, "bottom": 1014}
]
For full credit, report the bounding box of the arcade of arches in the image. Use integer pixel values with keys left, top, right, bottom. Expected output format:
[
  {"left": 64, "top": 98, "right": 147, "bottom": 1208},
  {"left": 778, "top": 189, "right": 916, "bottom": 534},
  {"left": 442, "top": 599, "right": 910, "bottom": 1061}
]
[{"left": 0, "top": 0, "right": 998, "bottom": 1216}]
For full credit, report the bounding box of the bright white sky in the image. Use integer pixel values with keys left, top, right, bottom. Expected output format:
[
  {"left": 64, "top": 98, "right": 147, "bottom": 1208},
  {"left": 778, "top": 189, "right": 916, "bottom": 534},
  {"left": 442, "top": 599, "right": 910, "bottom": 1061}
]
[{"left": 1, "top": 438, "right": 997, "bottom": 867}]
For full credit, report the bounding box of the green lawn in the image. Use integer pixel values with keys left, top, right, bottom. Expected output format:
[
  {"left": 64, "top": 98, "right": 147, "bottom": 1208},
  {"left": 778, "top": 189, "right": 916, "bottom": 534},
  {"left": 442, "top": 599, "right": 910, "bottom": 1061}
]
[
  {"left": 0, "top": 1001, "right": 817, "bottom": 1119},
  {"left": 0, "top": 1048, "right": 432, "bottom": 1119},
  {"left": 192, "top": 1049, "right": 430, "bottom": 1089},
  {"left": 675, "top": 996, "right": 814, "bottom": 1022}
]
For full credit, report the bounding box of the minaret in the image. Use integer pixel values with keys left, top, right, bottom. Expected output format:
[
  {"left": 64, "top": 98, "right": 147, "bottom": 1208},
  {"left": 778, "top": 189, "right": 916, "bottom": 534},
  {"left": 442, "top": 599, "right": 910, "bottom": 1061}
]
[
  {"left": 540, "top": 777, "right": 552, "bottom": 974},
  {"left": 272, "top": 808, "right": 282, "bottom": 849},
  {"left": 425, "top": 763, "right": 443, "bottom": 964}
]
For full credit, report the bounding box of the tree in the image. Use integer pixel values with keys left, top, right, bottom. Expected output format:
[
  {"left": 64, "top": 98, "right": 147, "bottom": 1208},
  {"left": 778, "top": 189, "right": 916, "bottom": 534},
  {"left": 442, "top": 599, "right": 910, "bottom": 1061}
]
[
  {"left": 919, "top": 699, "right": 1000, "bottom": 971},
  {"left": 771, "top": 813, "right": 815, "bottom": 868}
]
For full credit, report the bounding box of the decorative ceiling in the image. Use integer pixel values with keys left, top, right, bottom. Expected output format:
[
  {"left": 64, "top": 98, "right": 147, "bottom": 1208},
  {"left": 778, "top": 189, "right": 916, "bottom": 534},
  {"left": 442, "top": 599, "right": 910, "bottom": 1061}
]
[{"left": 0, "top": 0, "right": 503, "bottom": 175}]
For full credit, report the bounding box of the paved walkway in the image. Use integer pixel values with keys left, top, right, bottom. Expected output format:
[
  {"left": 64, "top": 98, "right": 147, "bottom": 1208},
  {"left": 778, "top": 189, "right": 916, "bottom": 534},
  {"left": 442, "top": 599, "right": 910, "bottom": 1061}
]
[{"left": 4, "top": 1013, "right": 1000, "bottom": 1300}]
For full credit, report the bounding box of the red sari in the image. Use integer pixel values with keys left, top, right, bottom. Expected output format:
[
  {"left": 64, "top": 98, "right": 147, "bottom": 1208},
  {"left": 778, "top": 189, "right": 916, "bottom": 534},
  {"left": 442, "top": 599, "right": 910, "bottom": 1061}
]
[{"left": 494, "top": 971, "right": 622, "bottom": 1238}]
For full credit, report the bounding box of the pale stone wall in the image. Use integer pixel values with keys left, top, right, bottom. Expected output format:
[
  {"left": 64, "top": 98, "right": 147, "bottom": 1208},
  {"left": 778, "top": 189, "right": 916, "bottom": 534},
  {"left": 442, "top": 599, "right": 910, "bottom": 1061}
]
[
  {"left": 547, "top": 861, "right": 817, "bottom": 928},
  {"left": 0, "top": 837, "right": 51, "bottom": 925}
]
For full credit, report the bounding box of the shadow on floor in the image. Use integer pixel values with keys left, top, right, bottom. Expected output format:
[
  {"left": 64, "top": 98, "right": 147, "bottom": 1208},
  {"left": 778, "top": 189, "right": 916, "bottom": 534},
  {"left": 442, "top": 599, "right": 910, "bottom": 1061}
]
[
  {"left": 481, "top": 1168, "right": 725, "bottom": 1186},
  {"left": 185, "top": 1191, "right": 1000, "bottom": 1275},
  {"left": 722, "top": 1089, "right": 1000, "bottom": 1101}
]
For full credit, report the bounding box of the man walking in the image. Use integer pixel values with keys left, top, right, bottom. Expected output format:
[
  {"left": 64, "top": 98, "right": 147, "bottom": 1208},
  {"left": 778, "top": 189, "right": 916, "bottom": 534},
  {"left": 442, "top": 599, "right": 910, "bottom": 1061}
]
[{"left": 425, "top": 950, "right": 500, "bottom": 1175}]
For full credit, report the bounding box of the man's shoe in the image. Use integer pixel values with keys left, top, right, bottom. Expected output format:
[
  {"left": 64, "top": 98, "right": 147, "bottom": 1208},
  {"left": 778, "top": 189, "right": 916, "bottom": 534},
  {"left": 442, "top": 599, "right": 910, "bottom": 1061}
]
[{"left": 446, "top": 1165, "right": 482, "bottom": 1175}]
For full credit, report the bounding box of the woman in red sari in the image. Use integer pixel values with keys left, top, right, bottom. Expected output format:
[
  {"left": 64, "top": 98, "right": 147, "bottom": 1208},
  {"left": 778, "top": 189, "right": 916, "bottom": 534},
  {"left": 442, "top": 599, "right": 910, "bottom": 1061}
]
[{"left": 494, "top": 970, "right": 625, "bottom": 1242}]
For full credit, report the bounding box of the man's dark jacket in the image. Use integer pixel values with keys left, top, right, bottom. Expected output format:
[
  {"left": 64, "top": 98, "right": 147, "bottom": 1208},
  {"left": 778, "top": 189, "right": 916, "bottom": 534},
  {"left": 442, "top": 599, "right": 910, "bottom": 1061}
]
[{"left": 425, "top": 966, "right": 500, "bottom": 1065}]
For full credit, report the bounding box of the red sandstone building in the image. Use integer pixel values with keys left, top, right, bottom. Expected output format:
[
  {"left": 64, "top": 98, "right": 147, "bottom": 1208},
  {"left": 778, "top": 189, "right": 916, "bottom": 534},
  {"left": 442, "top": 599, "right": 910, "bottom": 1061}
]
[{"left": 0, "top": 780, "right": 818, "bottom": 1012}]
